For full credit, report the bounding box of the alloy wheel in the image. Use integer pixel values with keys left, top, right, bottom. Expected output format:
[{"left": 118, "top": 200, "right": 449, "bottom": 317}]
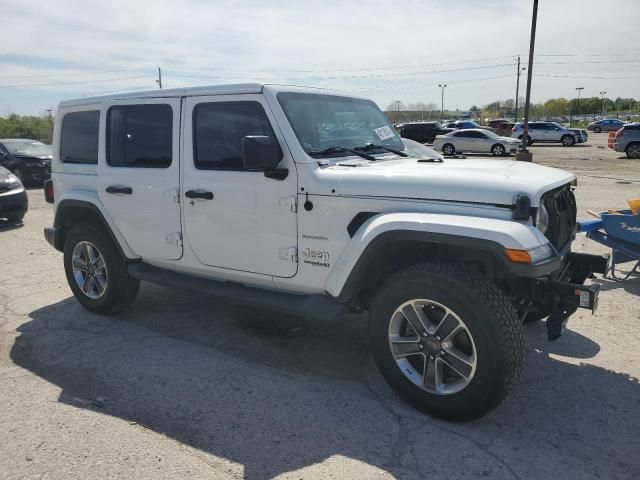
[
  {"left": 388, "top": 299, "right": 477, "bottom": 395},
  {"left": 72, "top": 241, "right": 108, "bottom": 299},
  {"left": 628, "top": 144, "right": 640, "bottom": 159}
]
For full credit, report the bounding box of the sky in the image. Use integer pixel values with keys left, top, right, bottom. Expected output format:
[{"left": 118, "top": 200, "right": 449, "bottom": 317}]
[{"left": 1, "top": 0, "right": 639, "bottom": 116}]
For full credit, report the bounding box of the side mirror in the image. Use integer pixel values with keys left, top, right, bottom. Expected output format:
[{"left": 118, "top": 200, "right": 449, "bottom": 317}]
[{"left": 242, "top": 136, "right": 281, "bottom": 171}]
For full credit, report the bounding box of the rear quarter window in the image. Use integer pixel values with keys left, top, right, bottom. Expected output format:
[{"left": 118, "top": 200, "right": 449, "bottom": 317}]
[{"left": 60, "top": 110, "right": 100, "bottom": 164}]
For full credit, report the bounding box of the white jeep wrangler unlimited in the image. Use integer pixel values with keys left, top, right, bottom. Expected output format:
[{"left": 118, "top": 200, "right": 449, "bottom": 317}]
[{"left": 44, "top": 84, "right": 606, "bottom": 421}]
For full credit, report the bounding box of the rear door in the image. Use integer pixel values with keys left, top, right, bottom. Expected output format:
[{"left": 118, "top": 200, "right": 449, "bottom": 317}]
[{"left": 98, "top": 98, "right": 182, "bottom": 260}]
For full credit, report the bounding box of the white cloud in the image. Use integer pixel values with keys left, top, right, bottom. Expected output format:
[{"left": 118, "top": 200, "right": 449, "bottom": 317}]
[{"left": 1, "top": 0, "right": 639, "bottom": 115}]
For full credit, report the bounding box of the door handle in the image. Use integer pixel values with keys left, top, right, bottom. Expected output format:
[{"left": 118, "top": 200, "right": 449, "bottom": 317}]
[
  {"left": 106, "top": 185, "right": 133, "bottom": 195},
  {"left": 185, "top": 189, "right": 214, "bottom": 200}
]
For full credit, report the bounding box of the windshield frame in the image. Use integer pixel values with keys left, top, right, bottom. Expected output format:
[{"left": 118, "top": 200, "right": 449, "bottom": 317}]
[{"left": 276, "top": 91, "right": 405, "bottom": 159}]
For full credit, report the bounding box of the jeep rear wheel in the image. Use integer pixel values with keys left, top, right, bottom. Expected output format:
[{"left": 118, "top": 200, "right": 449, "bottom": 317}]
[
  {"left": 369, "top": 261, "right": 525, "bottom": 421},
  {"left": 64, "top": 223, "right": 139, "bottom": 314},
  {"left": 561, "top": 134, "right": 575, "bottom": 146}
]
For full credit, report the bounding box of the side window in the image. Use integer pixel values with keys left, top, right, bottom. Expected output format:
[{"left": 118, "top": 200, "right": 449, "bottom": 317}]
[
  {"left": 60, "top": 110, "right": 100, "bottom": 164},
  {"left": 454, "top": 131, "right": 470, "bottom": 137},
  {"left": 469, "top": 131, "right": 485, "bottom": 138},
  {"left": 194, "top": 101, "right": 280, "bottom": 170},
  {"left": 107, "top": 104, "right": 172, "bottom": 168}
]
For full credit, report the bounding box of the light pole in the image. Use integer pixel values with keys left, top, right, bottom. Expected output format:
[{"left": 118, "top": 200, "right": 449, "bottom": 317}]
[
  {"left": 600, "top": 91, "right": 607, "bottom": 117},
  {"left": 514, "top": 56, "right": 526, "bottom": 123},
  {"left": 516, "top": 0, "right": 538, "bottom": 162},
  {"left": 438, "top": 84, "right": 447, "bottom": 122}
]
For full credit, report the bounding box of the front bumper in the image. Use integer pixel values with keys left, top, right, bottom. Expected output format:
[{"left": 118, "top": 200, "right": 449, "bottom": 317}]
[
  {"left": 0, "top": 188, "right": 28, "bottom": 219},
  {"left": 545, "top": 252, "right": 607, "bottom": 340}
]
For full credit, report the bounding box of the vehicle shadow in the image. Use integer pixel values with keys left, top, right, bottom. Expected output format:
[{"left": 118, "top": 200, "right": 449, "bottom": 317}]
[
  {"left": 10, "top": 284, "right": 640, "bottom": 479},
  {"left": 0, "top": 218, "right": 24, "bottom": 231},
  {"left": 592, "top": 273, "right": 640, "bottom": 295}
]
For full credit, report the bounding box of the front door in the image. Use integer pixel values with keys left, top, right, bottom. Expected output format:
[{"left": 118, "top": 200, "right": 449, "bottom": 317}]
[
  {"left": 182, "top": 95, "right": 298, "bottom": 277},
  {"left": 98, "top": 98, "right": 182, "bottom": 260}
]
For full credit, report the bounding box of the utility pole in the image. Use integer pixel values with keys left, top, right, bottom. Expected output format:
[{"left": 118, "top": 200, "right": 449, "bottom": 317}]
[
  {"left": 514, "top": 56, "right": 526, "bottom": 123},
  {"left": 600, "top": 91, "right": 607, "bottom": 117},
  {"left": 516, "top": 0, "right": 538, "bottom": 162},
  {"left": 156, "top": 66, "right": 163, "bottom": 89},
  {"left": 575, "top": 87, "right": 584, "bottom": 125},
  {"left": 438, "top": 84, "right": 447, "bottom": 122}
]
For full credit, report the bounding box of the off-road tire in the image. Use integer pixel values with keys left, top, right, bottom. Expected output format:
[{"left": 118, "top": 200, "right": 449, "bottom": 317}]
[
  {"left": 626, "top": 142, "right": 640, "bottom": 159},
  {"left": 491, "top": 144, "right": 506, "bottom": 156},
  {"left": 561, "top": 134, "right": 576, "bottom": 146},
  {"left": 64, "top": 223, "right": 139, "bottom": 314},
  {"left": 369, "top": 261, "right": 525, "bottom": 421},
  {"left": 442, "top": 143, "right": 455, "bottom": 155}
]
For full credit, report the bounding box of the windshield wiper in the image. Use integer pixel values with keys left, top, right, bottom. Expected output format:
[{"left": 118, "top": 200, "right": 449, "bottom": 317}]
[
  {"left": 354, "top": 143, "right": 408, "bottom": 157},
  {"left": 308, "top": 146, "right": 375, "bottom": 161}
]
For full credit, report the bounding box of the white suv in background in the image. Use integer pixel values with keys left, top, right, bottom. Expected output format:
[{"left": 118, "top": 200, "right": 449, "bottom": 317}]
[
  {"left": 43, "top": 83, "right": 606, "bottom": 421},
  {"left": 512, "top": 122, "right": 588, "bottom": 146}
]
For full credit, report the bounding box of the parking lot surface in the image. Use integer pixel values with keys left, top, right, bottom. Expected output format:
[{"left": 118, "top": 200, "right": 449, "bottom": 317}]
[{"left": 1, "top": 133, "right": 639, "bottom": 480}]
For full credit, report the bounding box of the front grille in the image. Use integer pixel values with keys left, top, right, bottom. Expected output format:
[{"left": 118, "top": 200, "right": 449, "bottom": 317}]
[{"left": 541, "top": 184, "right": 577, "bottom": 251}]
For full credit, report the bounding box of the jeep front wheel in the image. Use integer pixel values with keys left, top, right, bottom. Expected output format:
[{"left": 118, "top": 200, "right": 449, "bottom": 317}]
[
  {"left": 64, "top": 223, "right": 140, "bottom": 314},
  {"left": 369, "top": 261, "right": 525, "bottom": 421}
]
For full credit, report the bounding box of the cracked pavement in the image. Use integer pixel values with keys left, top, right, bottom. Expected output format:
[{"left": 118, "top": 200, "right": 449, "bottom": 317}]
[{"left": 1, "top": 134, "right": 639, "bottom": 479}]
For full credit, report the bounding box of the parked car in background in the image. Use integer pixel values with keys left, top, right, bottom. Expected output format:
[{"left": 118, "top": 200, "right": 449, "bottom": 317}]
[
  {"left": 612, "top": 122, "right": 640, "bottom": 159},
  {"left": 587, "top": 119, "right": 625, "bottom": 133},
  {"left": 0, "top": 139, "right": 52, "bottom": 186},
  {"left": 396, "top": 122, "right": 454, "bottom": 144},
  {"left": 511, "top": 122, "right": 588, "bottom": 146},
  {"left": 487, "top": 119, "right": 516, "bottom": 137},
  {"left": 443, "top": 120, "right": 497, "bottom": 133},
  {"left": 0, "top": 165, "right": 28, "bottom": 222},
  {"left": 433, "top": 129, "right": 520, "bottom": 156}
]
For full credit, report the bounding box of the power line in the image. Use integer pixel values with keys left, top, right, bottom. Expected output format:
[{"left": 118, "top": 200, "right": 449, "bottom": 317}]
[{"left": 0, "top": 74, "right": 152, "bottom": 88}]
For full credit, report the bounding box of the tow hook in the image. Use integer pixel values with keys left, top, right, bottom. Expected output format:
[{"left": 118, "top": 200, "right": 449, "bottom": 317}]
[{"left": 546, "top": 281, "right": 600, "bottom": 341}]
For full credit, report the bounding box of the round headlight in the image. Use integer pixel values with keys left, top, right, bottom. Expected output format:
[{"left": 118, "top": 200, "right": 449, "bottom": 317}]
[{"left": 536, "top": 203, "right": 549, "bottom": 234}]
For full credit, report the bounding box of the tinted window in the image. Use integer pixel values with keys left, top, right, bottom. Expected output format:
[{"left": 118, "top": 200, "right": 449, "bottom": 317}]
[
  {"left": 60, "top": 110, "right": 100, "bottom": 164},
  {"left": 194, "top": 101, "right": 279, "bottom": 170},
  {"left": 468, "top": 131, "right": 486, "bottom": 138},
  {"left": 454, "top": 131, "right": 471, "bottom": 137},
  {"left": 107, "top": 104, "right": 172, "bottom": 168}
]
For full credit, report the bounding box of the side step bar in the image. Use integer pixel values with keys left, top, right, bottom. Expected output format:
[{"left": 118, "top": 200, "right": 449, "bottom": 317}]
[{"left": 128, "top": 262, "right": 345, "bottom": 322}]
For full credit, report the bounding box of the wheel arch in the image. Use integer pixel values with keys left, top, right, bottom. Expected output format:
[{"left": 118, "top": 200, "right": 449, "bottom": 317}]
[
  {"left": 52, "top": 199, "right": 136, "bottom": 259},
  {"left": 326, "top": 212, "right": 557, "bottom": 304}
]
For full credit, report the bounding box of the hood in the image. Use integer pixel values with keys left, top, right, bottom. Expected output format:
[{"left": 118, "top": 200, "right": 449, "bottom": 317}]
[{"left": 319, "top": 157, "right": 575, "bottom": 206}]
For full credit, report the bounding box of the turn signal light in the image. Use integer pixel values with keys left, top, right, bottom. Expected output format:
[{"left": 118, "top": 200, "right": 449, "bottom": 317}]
[{"left": 504, "top": 248, "right": 532, "bottom": 264}]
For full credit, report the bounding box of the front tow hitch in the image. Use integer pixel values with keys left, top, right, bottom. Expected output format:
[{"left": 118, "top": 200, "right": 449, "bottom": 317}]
[{"left": 546, "top": 280, "right": 600, "bottom": 340}]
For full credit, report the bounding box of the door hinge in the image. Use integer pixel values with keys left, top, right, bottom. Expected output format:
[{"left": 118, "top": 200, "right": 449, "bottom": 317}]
[
  {"left": 278, "top": 196, "right": 297, "bottom": 213},
  {"left": 166, "top": 232, "right": 183, "bottom": 247},
  {"left": 278, "top": 246, "right": 298, "bottom": 263}
]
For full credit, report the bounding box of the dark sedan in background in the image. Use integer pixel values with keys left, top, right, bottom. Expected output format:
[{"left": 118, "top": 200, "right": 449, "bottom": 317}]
[
  {"left": 0, "top": 165, "right": 28, "bottom": 223},
  {"left": 396, "top": 122, "right": 454, "bottom": 144},
  {"left": 587, "top": 119, "right": 625, "bottom": 133},
  {"left": 0, "top": 139, "right": 52, "bottom": 186}
]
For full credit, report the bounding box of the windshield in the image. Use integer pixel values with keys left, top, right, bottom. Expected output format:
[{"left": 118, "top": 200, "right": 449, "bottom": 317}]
[
  {"left": 277, "top": 92, "right": 405, "bottom": 157},
  {"left": 4, "top": 141, "right": 51, "bottom": 157}
]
